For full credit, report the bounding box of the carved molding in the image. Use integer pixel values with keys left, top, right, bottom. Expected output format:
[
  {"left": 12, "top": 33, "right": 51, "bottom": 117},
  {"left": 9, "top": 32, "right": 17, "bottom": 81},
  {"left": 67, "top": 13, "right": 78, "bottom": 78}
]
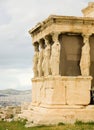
[{"left": 29, "top": 16, "right": 94, "bottom": 39}]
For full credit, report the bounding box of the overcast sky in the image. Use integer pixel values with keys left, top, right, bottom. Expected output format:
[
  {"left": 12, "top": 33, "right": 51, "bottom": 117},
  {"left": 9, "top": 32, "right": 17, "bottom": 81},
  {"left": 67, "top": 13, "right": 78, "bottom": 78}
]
[{"left": 0, "top": 0, "right": 91, "bottom": 90}]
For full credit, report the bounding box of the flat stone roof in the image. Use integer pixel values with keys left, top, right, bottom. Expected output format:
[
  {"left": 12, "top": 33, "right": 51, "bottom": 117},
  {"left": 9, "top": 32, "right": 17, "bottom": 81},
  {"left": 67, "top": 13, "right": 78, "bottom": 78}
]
[{"left": 29, "top": 15, "right": 94, "bottom": 35}]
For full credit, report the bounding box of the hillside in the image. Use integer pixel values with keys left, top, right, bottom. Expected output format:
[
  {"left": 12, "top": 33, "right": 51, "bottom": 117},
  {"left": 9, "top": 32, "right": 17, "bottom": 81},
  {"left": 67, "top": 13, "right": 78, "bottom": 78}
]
[
  {"left": 0, "top": 89, "right": 32, "bottom": 107},
  {"left": 0, "top": 89, "right": 31, "bottom": 95}
]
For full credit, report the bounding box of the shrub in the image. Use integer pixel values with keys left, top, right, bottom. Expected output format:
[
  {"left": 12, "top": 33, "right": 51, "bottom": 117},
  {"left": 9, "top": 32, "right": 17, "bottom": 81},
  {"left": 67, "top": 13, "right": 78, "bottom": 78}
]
[{"left": 58, "top": 122, "right": 65, "bottom": 126}]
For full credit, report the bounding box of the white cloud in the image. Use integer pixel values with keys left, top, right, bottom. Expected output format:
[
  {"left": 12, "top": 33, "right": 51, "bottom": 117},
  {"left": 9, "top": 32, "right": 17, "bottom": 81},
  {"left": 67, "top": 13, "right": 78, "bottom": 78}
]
[{"left": 0, "top": 68, "right": 33, "bottom": 90}]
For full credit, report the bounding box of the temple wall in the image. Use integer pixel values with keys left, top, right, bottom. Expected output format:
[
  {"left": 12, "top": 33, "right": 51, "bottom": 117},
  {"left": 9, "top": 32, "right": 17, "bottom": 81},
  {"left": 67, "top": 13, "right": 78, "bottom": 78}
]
[{"left": 24, "top": 7, "right": 94, "bottom": 126}]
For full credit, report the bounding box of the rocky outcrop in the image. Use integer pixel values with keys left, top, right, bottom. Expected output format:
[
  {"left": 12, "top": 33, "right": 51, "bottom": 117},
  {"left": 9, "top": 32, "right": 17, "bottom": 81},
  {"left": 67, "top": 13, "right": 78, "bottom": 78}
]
[{"left": 0, "top": 106, "right": 21, "bottom": 121}]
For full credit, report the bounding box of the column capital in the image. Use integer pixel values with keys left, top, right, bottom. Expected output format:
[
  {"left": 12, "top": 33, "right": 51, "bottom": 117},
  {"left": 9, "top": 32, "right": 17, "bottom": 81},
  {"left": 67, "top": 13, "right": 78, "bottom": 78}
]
[
  {"left": 51, "top": 32, "right": 60, "bottom": 42},
  {"left": 33, "top": 41, "right": 39, "bottom": 45},
  {"left": 38, "top": 39, "right": 45, "bottom": 49},
  {"left": 82, "top": 34, "right": 91, "bottom": 44},
  {"left": 33, "top": 42, "right": 39, "bottom": 51},
  {"left": 44, "top": 35, "right": 50, "bottom": 41},
  {"left": 44, "top": 35, "right": 51, "bottom": 46},
  {"left": 38, "top": 39, "right": 44, "bottom": 44},
  {"left": 82, "top": 33, "right": 92, "bottom": 38}
]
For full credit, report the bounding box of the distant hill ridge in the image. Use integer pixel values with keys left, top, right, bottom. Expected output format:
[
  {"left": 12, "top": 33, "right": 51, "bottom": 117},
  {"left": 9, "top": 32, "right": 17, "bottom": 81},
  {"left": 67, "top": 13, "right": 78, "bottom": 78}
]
[{"left": 0, "top": 89, "right": 31, "bottom": 95}]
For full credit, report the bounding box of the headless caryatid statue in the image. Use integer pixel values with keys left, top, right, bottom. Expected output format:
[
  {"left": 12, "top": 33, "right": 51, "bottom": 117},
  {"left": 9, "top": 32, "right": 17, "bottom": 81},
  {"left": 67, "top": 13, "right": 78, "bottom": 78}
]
[
  {"left": 50, "top": 33, "right": 60, "bottom": 75},
  {"left": 33, "top": 43, "right": 39, "bottom": 78},
  {"left": 80, "top": 35, "right": 90, "bottom": 76},
  {"left": 38, "top": 39, "right": 45, "bottom": 77},
  {"left": 42, "top": 37, "right": 51, "bottom": 76}
]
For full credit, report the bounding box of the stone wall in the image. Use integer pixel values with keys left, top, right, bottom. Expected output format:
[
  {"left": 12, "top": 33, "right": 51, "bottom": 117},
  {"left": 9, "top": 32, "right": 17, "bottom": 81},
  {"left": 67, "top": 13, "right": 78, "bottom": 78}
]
[
  {"left": 24, "top": 2, "right": 94, "bottom": 126},
  {"left": 31, "top": 76, "right": 92, "bottom": 106}
]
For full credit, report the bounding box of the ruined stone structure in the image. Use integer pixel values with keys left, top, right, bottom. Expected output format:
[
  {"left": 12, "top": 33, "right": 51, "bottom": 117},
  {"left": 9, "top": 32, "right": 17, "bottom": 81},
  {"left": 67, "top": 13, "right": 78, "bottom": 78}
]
[{"left": 21, "top": 2, "right": 94, "bottom": 126}]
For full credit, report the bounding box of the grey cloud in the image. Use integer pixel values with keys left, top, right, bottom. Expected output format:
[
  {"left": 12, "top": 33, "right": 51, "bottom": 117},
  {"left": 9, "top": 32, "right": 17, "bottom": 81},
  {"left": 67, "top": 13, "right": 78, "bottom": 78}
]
[
  {"left": 0, "top": 8, "right": 12, "bottom": 25},
  {"left": 0, "top": 0, "right": 91, "bottom": 90},
  {"left": 0, "top": 40, "right": 33, "bottom": 69},
  {"left": 0, "top": 0, "right": 90, "bottom": 70}
]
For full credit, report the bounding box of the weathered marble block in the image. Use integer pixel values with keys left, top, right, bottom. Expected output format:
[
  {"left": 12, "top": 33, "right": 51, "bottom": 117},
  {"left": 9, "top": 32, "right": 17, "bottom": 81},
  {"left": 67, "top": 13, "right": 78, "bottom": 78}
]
[
  {"left": 65, "top": 76, "right": 92, "bottom": 105},
  {"left": 32, "top": 76, "right": 92, "bottom": 106}
]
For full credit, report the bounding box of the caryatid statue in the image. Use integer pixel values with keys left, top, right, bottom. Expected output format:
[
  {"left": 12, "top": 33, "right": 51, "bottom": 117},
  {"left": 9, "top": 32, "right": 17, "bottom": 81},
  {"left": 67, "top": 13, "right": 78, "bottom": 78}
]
[
  {"left": 38, "top": 39, "right": 45, "bottom": 77},
  {"left": 42, "top": 36, "right": 51, "bottom": 76},
  {"left": 80, "top": 35, "right": 90, "bottom": 76},
  {"left": 33, "top": 42, "right": 39, "bottom": 78},
  {"left": 50, "top": 33, "right": 60, "bottom": 75}
]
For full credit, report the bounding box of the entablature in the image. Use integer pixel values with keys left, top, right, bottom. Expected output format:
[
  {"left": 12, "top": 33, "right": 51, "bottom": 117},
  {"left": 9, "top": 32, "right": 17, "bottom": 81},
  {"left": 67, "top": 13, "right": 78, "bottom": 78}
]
[{"left": 29, "top": 15, "right": 94, "bottom": 43}]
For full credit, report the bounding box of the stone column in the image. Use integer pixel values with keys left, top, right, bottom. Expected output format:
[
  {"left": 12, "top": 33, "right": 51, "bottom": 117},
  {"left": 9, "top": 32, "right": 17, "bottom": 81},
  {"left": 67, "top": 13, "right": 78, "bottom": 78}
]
[
  {"left": 80, "top": 34, "right": 90, "bottom": 76},
  {"left": 42, "top": 35, "right": 51, "bottom": 76},
  {"left": 38, "top": 39, "right": 45, "bottom": 77},
  {"left": 33, "top": 42, "right": 39, "bottom": 78},
  {"left": 51, "top": 33, "right": 60, "bottom": 75}
]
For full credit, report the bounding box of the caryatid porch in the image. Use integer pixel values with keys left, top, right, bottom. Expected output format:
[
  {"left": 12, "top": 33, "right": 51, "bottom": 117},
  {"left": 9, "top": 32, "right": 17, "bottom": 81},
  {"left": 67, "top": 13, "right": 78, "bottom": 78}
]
[
  {"left": 30, "top": 17, "right": 94, "bottom": 107},
  {"left": 27, "top": 3, "right": 94, "bottom": 126}
]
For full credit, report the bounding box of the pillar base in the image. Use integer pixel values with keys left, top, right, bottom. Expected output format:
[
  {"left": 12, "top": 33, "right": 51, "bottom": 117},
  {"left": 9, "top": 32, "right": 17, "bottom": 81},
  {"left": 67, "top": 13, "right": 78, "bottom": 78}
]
[
  {"left": 23, "top": 105, "right": 94, "bottom": 127},
  {"left": 19, "top": 76, "right": 93, "bottom": 127},
  {"left": 32, "top": 76, "right": 92, "bottom": 105}
]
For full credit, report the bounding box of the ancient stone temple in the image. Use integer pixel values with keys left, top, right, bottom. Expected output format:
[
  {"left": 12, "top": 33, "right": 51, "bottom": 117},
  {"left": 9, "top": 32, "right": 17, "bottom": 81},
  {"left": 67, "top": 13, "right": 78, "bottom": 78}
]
[{"left": 21, "top": 2, "right": 94, "bottom": 126}]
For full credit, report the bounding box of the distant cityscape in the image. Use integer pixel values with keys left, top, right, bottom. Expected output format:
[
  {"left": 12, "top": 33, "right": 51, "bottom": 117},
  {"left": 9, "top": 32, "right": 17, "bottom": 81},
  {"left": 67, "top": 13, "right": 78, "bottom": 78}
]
[{"left": 0, "top": 89, "right": 31, "bottom": 107}]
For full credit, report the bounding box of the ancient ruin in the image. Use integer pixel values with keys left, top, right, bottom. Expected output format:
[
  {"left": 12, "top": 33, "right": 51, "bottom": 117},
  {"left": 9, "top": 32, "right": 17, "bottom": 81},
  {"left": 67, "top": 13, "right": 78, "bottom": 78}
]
[{"left": 21, "top": 2, "right": 94, "bottom": 126}]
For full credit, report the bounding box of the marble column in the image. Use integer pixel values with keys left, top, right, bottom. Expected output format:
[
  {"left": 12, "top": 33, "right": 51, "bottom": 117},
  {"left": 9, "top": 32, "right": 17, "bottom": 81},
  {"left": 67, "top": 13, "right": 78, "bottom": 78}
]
[
  {"left": 38, "top": 39, "right": 45, "bottom": 77},
  {"left": 42, "top": 35, "right": 51, "bottom": 76},
  {"left": 80, "top": 34, "right": 90, "bottom": 76},
  {"left": 33, "top": 42, "right": 39, "bottom": 78},
  {"left": 51, "top": 33, "right": 60, "bottom": 75}
]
